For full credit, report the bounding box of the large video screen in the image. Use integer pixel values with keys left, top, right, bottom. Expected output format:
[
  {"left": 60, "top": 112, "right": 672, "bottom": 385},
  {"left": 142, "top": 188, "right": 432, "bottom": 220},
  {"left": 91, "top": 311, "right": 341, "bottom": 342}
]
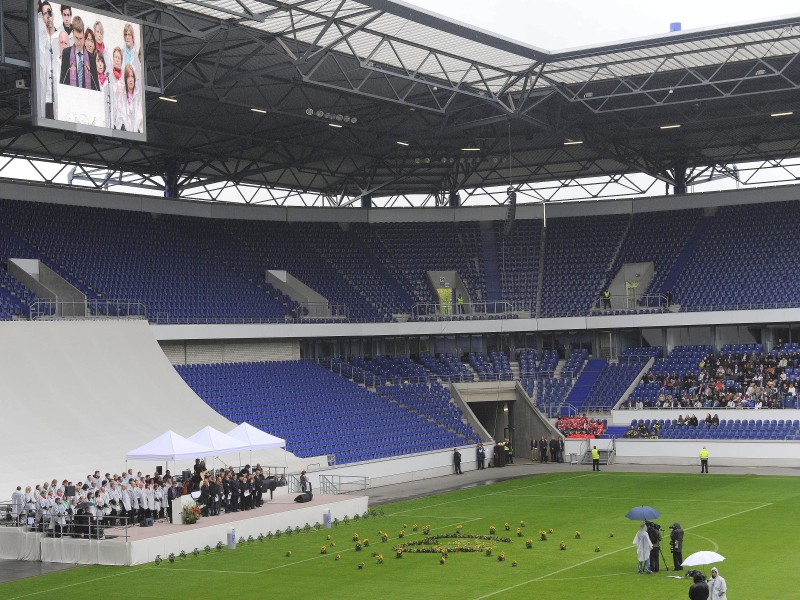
[{"left": 32, "top": 1, "right": 146, "bottom": 140}]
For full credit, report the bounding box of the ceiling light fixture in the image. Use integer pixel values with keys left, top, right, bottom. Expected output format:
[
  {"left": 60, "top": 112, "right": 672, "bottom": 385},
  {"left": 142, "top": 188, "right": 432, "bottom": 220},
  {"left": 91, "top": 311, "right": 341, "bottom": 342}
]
[
  {"left": 659, "top": 124, "right": 681, "bottom": 130},
  {"left": 770, "top": 111, "right": 793, "bottom": 117},
  {"left": 461, "top": 147, "right": 481, "bottom": 151},
  {"left": 396, "top": 141, "right": 409, "bottom": 146},
  {"left": 158, "top": 96, "right": 177, "bottom": 103},
  {"left": 251, "top": 108, "right": 267, "bottom": 114},
  {"left": 328, "top": 123, "right": 343, "bottom": 128},
  {"left": 563, "top": 139, "right": 584, "bottom": 145}
]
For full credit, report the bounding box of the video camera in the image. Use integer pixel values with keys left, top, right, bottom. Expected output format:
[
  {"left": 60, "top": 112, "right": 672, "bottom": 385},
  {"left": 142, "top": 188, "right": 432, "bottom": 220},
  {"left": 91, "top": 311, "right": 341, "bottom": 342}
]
[
  {"left": 645, "top": 520, "right": 662, "bottom": 530},
  {"left": 686, "top": 569, "right": 706, "bottom": 581}
]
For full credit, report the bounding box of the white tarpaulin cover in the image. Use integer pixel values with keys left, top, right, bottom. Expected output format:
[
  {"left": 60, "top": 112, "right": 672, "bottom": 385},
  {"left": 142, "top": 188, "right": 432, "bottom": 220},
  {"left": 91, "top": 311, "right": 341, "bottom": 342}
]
[
  {"left": 125, "top": 430, "right": 214, "bottom": 461},
  {"left": 188, "top": 426, "right": 250, "bottom": 454},
  {"left": 227, "top": 422, "right": 286, "bottom": 450}
]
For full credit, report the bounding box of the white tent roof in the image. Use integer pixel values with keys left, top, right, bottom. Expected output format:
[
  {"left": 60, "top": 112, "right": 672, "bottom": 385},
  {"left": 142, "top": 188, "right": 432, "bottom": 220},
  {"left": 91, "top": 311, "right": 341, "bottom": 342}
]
[
  {"left": 188, "top": 426, "right": 251, "bottom": 454},
  {"left": 125, "top": 430, "right": 215, "bottom": 461},
  {"left": 227, "top": 422, "right": 286, "bottom": 450}
]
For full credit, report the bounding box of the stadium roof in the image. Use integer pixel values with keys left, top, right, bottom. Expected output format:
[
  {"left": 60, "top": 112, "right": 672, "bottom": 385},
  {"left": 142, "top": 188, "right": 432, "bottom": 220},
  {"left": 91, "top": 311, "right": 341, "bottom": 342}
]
[{"left": 1, "top": 0, "right": 800, "bottom": 204}]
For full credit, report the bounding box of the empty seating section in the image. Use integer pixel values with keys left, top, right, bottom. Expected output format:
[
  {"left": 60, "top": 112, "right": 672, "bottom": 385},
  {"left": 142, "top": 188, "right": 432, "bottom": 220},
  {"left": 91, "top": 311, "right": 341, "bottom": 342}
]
[
  {"left": 6, "top": 196, "right": 800, "bottom": 323},
  {"left": 176, "top": 360, "right": 477, "bottom": 464},
  {"left": 419, "top": 353, "right": 474, "bottom": 382},
  {"left": 376, "top": 383, "right": 479, "bottom": 443},
  {"left": 0, "top": 222, "right": 43, "bottom": 320},
  {"left": 348, "top": 355, "right": 433, "bottom": 385},
  {"left": 469, "top": 352, "right": 512, "bottom": 381},
  {"left": 354, "top": 222, "right": 487, "bottom": 308},
  {"left": 629, "top": 418, "right": 800, "bottom": 441},
  {"left": 493, "top": 220, "right": 541, "bottom": 311},
  {"left": 672, "top": 202, "right": 800, "bottom": 310},
  {"left": 608, "top": 210, "right": 702, "bottom": 300},
  {"left": 521, "top": 350, "right": 587, "bottom": 415},
  {"left": 619, "top": 346, "right": 663, "bottom": 361},
  {"left": 581, "top": 362, "right": 644, "bottom": 411},
  {"left": 539, "top": 215, "right": 629, "bottom": 317},
  {"left": 0, "top": 200, "right": 289, "bottom": 323},
  {"left": 519, "top": 349, "right": 559, "bottom": 378}
]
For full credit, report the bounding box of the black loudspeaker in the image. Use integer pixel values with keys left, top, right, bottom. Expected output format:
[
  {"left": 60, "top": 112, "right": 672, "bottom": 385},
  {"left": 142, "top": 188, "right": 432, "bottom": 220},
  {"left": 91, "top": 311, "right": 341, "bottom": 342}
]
[
  {"left": 65, "top": 485, "right": 76, "bottom": 497},
  {"left": 294, "top": 492, "right": 313, "bottom": 503},
  {"left": 261, "top": 480, "right": 277, "bottom": 493},
  {"left": 182, "top": 470, "right": 191, "bottom": 481},
  {"left": 503, "top": 189, "right": 516, "bottom": 236},
  {"left": 156, "top": 466, "right": 163, "bottom": 476}
]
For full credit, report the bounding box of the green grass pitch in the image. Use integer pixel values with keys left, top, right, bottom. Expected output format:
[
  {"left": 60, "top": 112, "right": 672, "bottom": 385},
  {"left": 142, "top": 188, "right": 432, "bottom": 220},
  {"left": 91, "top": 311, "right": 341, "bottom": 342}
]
[{"left": 2, "top": 471, "right": 793, "bottom": 599}]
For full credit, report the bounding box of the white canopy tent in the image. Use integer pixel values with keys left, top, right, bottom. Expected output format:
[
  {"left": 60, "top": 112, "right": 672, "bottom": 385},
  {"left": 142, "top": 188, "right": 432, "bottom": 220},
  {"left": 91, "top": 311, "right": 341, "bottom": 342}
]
[
  {"left": 188, "top": 426, "right": 251, "bottom": 455},
  {"left": 125, "top": 430, "right": 215, "bottom": 462},
  {"left": 227, "top": 422, "right": 286, "bottom": 450}
]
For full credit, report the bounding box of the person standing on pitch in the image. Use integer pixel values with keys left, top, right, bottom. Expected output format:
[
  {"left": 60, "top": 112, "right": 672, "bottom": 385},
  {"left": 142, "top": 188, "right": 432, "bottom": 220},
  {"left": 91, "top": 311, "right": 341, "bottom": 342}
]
[
  {"left": 633, "top": 522, "right": 653, "bottom": 574},
  {"left": 709, "top": 567, "right": 727, "bottom": 599},
  {"left": 699, "top": 446, "right": 709, "bottom": 473},
  {"left": 591, "top": 445, "right": 600, "bottom": 471},
  {"left": 669, "top": 522, "right": 684, "bottom": 570},
  {"left": 476, "top": 443, "right": 486, "bottom": 470}
]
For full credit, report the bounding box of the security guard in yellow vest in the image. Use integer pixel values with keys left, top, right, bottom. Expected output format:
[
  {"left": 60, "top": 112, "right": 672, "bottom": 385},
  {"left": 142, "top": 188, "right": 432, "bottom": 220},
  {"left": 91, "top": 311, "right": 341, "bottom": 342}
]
[
  {"left": 699, "top": 446, "right": 709, "bottom": 473},
  {"left": 602, "top": 290, "right": 611, "bottom": 309},
  {"left": 457, "top": 293, "right": 464, "bottom": 313},
  {"left": 591, "top": 446, "right": 601, "bottom": 471}
]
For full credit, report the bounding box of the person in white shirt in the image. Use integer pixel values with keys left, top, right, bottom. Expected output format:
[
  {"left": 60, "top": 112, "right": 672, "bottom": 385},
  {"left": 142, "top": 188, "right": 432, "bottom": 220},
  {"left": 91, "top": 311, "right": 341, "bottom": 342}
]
[
  {"left": 708, "top": 566, "right": 727, "bottom": 599},
  {"left": 11, "top": 486, "right": 26, "bottom": 525}
]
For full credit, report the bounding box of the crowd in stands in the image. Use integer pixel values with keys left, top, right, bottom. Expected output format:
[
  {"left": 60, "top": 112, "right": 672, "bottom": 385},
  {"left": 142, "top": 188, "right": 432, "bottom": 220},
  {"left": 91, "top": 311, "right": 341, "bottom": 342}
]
[
  {"left": 629, "top": 346, "right": 799, "bottom": 409},
  {"left": 555, "top": 415, "right": 606, "bottom": 438},
  {"left": 8, "top": 460, "right": 282, "bottom": 538}
]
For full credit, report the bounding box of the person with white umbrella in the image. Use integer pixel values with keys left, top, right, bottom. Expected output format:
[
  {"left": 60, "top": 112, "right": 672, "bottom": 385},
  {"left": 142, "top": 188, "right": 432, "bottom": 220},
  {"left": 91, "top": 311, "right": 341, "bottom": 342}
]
[{"left": 709, "top": 567, "right": 727, "bottom": 599}]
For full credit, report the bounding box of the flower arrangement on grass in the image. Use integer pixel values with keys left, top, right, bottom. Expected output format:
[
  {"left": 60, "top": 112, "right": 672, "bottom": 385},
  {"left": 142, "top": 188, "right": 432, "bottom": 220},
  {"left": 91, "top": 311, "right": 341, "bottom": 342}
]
[
  {"left": 559, "top": 542, "right": 567, "bottom": 551},
  {"left": 181, "top": 505, "right": 201, "bottom": 525},
  {"left": 357, "top": 562, "right": 365, "bottom": 570},
  {"left": 314, "top": 522, "right": 322, "bottom": 531},
  {"left": 525, "top": 539, "right": 533, "bottom": 549},
  {"left": 608, "top": 532, "right": 614, "bottom": 538},
  {"left": 303, "top": 523, "right": 311, "bottom": 532},
  {"left": 192, "top": 548, "right": 200, "bottom": 557},
  {"left": 375, "top": 554, "right": 384, "bottom": 564},
  {"left": 258, "top": 534, "right": 264, "bottom": 543},
  {"left": 412, "top": 524, "right": 419, "bottom": 532},
  {"left": 398, "top": 530, "right": 405, "bottom": 538},
  {"left": 362, "top": 538, "right": 370, "bottom": 547},
  {"left": 485, "top": 547, "right": 493, "bottom": 557},
  {"left": 575, "top": 530, "right": 582, "bottom": 539},
  {"left": 516, "top": 528, "right": 523, "bottom": 537},
  {"left": 489, "top": 525, "right": 497, "bottom": 534},
  {"left": 355, "top": 542, "right": 362, "bottom": 552},
  {"left": 512, "top": 560, "right": 518, "bottom": 567},
  {"left": 285, "top": 550, "right": 292, "bottom": 557},
  {"left": 353, "top": 513, "right": 360, "bottom": 521},
  {"left": 456, "top": 524, "right": 463, "bottom": 532},
  {"left": 179, "top": 550, "right": 187, "bottom": 560},
  {"left": 352, "top": 533, "right": 360, "bottom": 542},
  {"left": 548, "top": 528, "right": 554, "bottom": 534},
  {"left": 395, "top": 549, "right": 403, "bottom": 559},
  {"left": 168, "top": 553, "right": 175, "bottom": 563},
  {"left": 154, "top": 555, "right": 162, "bottom": 566},
  {"left": 320, "top": 546, "right": 327, "bottom": 554},
  {"left": 498, "top": 552, "right": 506, "bottom": 562},
  {"left": 422, "top": 525, "right": 431, "bottom": 535},
  {"left": 439, "top": 556, "right": 446, "bottom": 565},
  {"left": 504, "top": 523, "right": 510, "bottom": 531},
  {"left": 519, "top": 520, "right": 526, "bottom": 528},
  {"left": 204, "top": 545, "right": 211, "bottom": 554},
  {"left": 539, "top": 530, "right": 548, "bottom": 541},
  {"left": 248, "top": 535, "right": 254, "bottom": 544},
  {"left": 332, "top": 518, "right": 339, "bottom": 527},
  {"left": 327, "top": 534, "right": 332, "bottom": 540},
  {"left": 595, "top": 547, "right": 601, "bottom": 552},
  {"left": 380, "top": 531, "right": 389, "bottom": 542},
  {"left": 335, "top": 553, "right": 341, "bottom": 561},
  {"left": 216, "top": 541, "right": 223, "bottom": 551},
  {"left": 331, "top": 541, "right": 336, "bottom": 547}
]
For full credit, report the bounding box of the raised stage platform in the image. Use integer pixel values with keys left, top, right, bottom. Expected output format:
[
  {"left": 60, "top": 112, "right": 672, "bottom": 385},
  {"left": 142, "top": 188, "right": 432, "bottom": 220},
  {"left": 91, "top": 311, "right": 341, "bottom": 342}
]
[{"left": 0, "top": 493, "right": 368, "bottom": 566}]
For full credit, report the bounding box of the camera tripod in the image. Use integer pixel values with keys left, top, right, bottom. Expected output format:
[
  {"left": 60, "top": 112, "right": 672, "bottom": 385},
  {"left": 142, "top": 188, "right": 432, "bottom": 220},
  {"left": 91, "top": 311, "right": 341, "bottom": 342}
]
[{"left": 659, "top": 545, "right": 670, "bottom": 571}]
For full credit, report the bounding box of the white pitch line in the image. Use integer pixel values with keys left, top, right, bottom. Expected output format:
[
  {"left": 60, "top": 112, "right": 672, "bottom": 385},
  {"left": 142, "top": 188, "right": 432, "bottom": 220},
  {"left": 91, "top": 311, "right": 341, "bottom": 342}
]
[
  {"left": 499, "top": 493, "right": 765, "bottom": 505},
  {"left": 469, "top": 501, "right": 773, "bottom": 600},
  {"left": 4, "top": 569, "right": 143, "bottom": 600},
  {"left": 391, "top": 473, "right": 592, "bottom": 514}
]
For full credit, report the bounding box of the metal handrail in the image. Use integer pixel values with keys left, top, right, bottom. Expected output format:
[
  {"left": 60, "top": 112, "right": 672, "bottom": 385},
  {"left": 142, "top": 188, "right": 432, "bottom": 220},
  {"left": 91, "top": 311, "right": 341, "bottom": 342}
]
[
  {"left": 410, "top": 300, "right": 517, "bottom": 319},
  {"left": 30, "top": 299, "right": 147, "bottom": 320}
]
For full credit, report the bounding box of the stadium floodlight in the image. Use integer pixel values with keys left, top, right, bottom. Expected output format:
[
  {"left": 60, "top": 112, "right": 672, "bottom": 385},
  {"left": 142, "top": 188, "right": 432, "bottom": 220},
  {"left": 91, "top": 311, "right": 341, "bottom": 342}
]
[
  {"left": 343, "top": 116, "right": 351, "bottom": 123},
  {"left": 305, "top": 108, "right": 314, "bottom": 116},
  {"left": 315, "top": 110, "right": 324, "bottom": 118},
  {"left": 328, "top": 123, "right": 343, "bottom": 128},
  {"left": 659, "top": 124, "right": 681, "bottom": 130},
  {"left": 350, "top": 117, "right": 358, "bottom": 124},
  {"left": 251, "top": 108, "right": 267, "bottom": 114},
  {"left": 159, "top": 96, "right": 178, "bottom": 103},
  {"left": 563, "top": 139, "right": 583, "bottom": 145},
  {"left": 397, "top": 141, "right": 409, "bottom": 146},
  {"left": 336, "top": 114, "right": 344, "bottom": 121},
  {"left": 770, "top": 111, "right": 793, "bottom": 117},
  {"left": 461, "top": 146, "right": 481, "bottom": 151}
]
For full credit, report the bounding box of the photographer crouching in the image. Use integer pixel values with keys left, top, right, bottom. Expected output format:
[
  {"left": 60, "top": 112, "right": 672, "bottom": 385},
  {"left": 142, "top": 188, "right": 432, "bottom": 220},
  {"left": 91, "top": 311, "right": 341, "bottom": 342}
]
[
  {"left": 688, "top": 570, "right": 710, "bottom": 600},
  {"left": 669, "top": 522, "right": 684, "bottom": 571}
]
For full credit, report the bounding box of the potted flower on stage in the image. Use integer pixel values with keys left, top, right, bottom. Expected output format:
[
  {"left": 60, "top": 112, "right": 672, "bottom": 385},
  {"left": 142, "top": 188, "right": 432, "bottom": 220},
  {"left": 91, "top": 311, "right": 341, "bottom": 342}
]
[{"left": 181, "top": 505, "right": 201, "bottom": 525}]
